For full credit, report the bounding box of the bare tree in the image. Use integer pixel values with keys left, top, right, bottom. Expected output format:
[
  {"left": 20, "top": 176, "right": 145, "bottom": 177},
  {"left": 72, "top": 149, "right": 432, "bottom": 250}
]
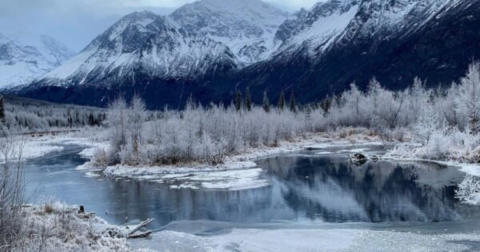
[{"left": 0, "top": 134, "right": 26, "bottom": 250}]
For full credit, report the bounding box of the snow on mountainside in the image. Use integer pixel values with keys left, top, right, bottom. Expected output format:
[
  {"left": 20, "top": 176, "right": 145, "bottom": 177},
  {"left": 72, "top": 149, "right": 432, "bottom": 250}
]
[
  {"left": 170, "top": 0, "right": 288, "bottom": 65},
  {"left": 270, "top": 0, "right": 458, "bottom": 61},
  {"left": 15, "top": 0, "right": 480, "bottom": 109},
  {"left": 274, "top": 0, "right": 359, "bottom": 57},
  {"left": 0, "top": 32, "right": 75, "bottom": 89},
  {"left": 39, "top": 11, "right": 237, "bottom": 87},
  {"left": 237, "top": 0, "right": 477, "bottom": 102}
]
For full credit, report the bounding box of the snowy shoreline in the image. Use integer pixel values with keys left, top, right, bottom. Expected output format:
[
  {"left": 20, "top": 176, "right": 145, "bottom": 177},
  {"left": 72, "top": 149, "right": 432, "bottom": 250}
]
[
  {"left": 12, "top": 202, "right": 135, "bottom": 251},
  {"left": 76, "top": 132, "right": 388, "bottom": 190}
]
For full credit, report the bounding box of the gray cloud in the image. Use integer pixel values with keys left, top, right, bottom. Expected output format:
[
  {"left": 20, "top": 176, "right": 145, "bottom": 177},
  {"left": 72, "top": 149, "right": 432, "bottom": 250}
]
[{"left": 0, "top": 0, "right": 321, "bottom": 51}]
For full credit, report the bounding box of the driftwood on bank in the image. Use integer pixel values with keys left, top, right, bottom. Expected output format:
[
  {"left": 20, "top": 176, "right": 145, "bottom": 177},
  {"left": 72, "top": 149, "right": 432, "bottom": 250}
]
[
  {"left": 75, "top": 206, "right": 153, "bottom": 239},
  {"left": 128, "top": 231, "right": 153, "bottom": 239},
  {"left": 127, "top": 218, "right": 154, "bottom": 239}
]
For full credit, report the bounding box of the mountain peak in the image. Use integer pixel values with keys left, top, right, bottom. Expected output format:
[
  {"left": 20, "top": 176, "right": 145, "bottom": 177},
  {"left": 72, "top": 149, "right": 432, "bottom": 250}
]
[
  {"left": 0, "top": 32, "right": 74, "bottom": 89},
  {"left": 170, "top": 0, "right": 287, "bottom": 65},
  {"left": 195, "top": 0, "right": 284, "bottom": 12},
  {"left": 170, "top": 0, "right": 287, "bottom": 35},
  {"left": 121, "top": 10, "right": 159, "bottom": 21}
]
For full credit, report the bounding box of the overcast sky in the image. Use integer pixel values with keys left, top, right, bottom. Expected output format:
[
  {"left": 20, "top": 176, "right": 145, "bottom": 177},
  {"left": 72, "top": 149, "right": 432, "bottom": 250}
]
[{"left": 0, "top": 0, "right": 320, "bottom": 52}]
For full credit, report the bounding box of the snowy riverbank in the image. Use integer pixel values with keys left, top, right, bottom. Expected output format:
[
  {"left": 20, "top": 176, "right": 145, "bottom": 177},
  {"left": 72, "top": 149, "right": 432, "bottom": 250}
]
[
  {"left": 11, "top": 202, "right": 137, "bottom": 252},
  {"left": 10, "top": 132, "right": 109, "bottom": 162},
  {"left": 77, "top": 130, "right": 388, "bottom": 190}
]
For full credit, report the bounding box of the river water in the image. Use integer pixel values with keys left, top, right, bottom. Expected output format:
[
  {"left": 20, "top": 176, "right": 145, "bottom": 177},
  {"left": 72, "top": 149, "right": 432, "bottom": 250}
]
[{"left": 23, "top": 144, "right": 480, "bottom": 249}]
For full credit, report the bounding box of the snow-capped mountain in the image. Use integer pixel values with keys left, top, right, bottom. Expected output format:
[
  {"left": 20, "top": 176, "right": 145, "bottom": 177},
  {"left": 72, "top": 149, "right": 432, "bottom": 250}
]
[
  {"left": 273, "top": 0, "right": 359, "bottom": 57},
  {"left": 14, "top": 0, "right": 480, "bottom": 109},
  {"left": 37, "top": 11, "right": 237, "bottom": 87},
  {"left": 170, "top": 0, "right": 288, "bottom": 64},
  {"left": 0, "top": 32, "right": 75, "bottom": 89},
  {"left": 30, "top": 0, "right": 288, "bottom": 89},
  {"left": 237, "top": 0, "right": 479, "bottom": 102}
]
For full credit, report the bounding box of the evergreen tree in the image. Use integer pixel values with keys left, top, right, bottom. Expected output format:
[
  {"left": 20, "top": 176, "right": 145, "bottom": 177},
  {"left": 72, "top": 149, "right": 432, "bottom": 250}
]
[
  {"left": 321, "top": 95, "right": 332, "bottom": 114},
  {"left": 88, "top": 113, "right": 95, "bottom": 126},
  {"left": 245, "top": 87, "right": 252, "bottom": 111},
  {"left": 289, "top": 90, "right": 297, "bottom": 113},
  {"left": 278, "top": 90, "right": 286, "bottom": 110},
  {"left": 0, "top": 96, "right": 5, "bottom": 124},
  {"left": 263, "top": 91, "right": 270, "bottom": 113},
  {"left": 235, "top": 90, "right": 243, "bottom": 112}
]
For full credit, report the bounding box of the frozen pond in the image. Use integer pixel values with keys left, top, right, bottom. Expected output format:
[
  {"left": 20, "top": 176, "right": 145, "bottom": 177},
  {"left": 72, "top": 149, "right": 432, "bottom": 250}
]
[{"left": 24, "top": 144, "right": 480, "bottom": 250}]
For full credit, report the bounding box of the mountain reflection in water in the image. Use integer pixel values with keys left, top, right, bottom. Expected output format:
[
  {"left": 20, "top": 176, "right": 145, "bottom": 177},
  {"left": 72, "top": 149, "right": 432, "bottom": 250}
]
[{"left": 259, "top": 155, "right": 464, "bottom": 223}]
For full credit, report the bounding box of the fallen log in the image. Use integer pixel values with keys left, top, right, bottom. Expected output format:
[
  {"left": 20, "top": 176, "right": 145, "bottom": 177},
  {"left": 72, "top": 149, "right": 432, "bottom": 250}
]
[
  {"left": 128, "top": 231, "right": 153, "bottom": 239},
  {"left": 77, "top": 212, "right": 95, "bottom": 219},
  {"left": 128, "top": 218, "right": 154, "bottom": 237}
]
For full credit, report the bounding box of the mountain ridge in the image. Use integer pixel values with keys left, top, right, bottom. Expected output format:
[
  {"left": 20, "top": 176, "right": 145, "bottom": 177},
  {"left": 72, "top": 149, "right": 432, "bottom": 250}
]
[{"left": 10, "top": 0, "right": 480, "bottom": 109}]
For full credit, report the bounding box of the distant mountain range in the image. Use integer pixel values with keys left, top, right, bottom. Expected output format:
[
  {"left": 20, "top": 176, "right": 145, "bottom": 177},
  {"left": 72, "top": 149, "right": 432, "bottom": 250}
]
[
  {"left": 0, "top": 32, "right": 75, "bottom": 89},
  {"left": 6, "top": 0, "right": 480, "bottom": 109}
]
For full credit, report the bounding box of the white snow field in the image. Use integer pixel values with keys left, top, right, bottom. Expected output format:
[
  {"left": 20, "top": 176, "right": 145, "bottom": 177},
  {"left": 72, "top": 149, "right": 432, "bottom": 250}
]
[{"left": 133, "top": 227, "right": 480, "bottom": 252}]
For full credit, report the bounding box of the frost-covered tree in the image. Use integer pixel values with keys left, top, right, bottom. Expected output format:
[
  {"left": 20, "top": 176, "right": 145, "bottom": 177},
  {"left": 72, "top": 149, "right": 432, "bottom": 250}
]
[
  {"left": 367, "top": 78, "right": 382, "bottom": 127},
  {"left": 107, "top": 97, "right": 128, "bottom": 162},
  {"left": 342, "top": 83, "right": 365, "bottom": 125},
  {"left": 442, "top": 83, "right": 462, "bottom": 127},
  {"left": 406, "top": 77, "right": 427, "bottom": 124},
  {"left": 456, "top": 175, "right": 480, "bottom": 205},
  {"left": 456, "top": 63, "right": 480, "bottom": 134},
  {"left": 128, "top": 95, "right": 146, "bottom": 153}
]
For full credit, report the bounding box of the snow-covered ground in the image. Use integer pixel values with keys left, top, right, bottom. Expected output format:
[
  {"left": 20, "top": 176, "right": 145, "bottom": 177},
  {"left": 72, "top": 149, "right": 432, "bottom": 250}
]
[
  {"left": 15, "top": 134, "right": 107, "bottom": 161},
  {"left": 13, "top": 202, "right": 135, "bottom": 251},
  {"left": 382, "top": 144, "right": 480, "bottom": 180},
  {"left": 134, "top": 227, "right": 480, "bottom": 252}
]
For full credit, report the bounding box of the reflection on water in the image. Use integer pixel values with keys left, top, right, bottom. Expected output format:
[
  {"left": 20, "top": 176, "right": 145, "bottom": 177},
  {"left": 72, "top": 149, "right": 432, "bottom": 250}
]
[
  {"left": 24, "top": 145, "right": 473, "bottom": 230},
  {"left": 259, "top": 154, "right": 465, "bottom": 223}
]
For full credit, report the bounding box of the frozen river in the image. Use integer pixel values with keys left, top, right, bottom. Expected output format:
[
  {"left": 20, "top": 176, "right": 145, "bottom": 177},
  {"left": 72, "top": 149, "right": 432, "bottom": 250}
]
[{"left": 24, "top": 144, "right": 480, "bottom": 251}]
